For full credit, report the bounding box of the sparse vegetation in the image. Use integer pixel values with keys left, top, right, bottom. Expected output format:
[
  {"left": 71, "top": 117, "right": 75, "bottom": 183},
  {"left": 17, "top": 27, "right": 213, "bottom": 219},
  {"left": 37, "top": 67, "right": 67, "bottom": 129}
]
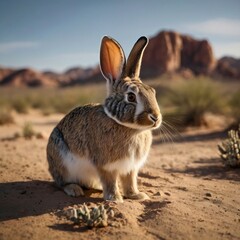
[
  {"left": 218, "top": 125, "right": 240, "bottom": 168},
  {"left": 22, "top": 122, "right": 45, "bottom": 139},
  {"left": 0, "top": 108, "right": 14, "bottom": 125},
  {"left": 0, "top": 77, "right": 238, "bottom": 129},
  {"left": 0, "top": 85, "right": 105, "bottom": 115},
  {"left": 167, "top": 78, "right": 224, "bottom": 126},
  {"left": 11, "top": 98, "right": 29, "bottom": 114},
  {"left": 22, "top": 122, "right": 35, "bottom": 139},
  {"left": 63, "top": 203, "right": 117, "bottom": 228},
  {"left": 229, "top": 90, "right": 240, "bottom": 123}
]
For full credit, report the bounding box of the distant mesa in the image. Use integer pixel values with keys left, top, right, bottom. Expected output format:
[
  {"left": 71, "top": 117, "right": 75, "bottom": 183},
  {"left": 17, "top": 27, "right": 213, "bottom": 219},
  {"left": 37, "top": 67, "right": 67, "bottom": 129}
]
[
  {"left": 216, "top": 56, "right": 240, "bottom": 78},
  {"left": 0, "top": 68, "right": 59, "bottom": 87},
  {"left": 0, "top": 66, "right": 102, "bottom": 87},
  {"left": 43, "top": 66, "right": 102, "bottom": 86},
  {"left": 142, "top": 31, "right": 216, "bottom": 77},
  {"left": 0, "top": 30, "right": 239, "bottom": 87},
  {"left": 0, "top": 67, "right": 15, "bottom": 80}
]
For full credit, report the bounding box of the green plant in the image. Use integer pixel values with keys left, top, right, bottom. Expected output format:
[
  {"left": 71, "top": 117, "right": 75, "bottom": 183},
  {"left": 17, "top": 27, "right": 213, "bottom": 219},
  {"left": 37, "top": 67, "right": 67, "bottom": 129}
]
[
  {"left": 229, "top": 90, "right": 240, "bottom": 123},
  {"left": 0, "top": 108, "right": 14, "bottom": 125},
  {"left": 22, "top": 122, "right": 35, "bottom": 139},
  {"left": 63, "top": 203, "right": 115, "bottom": 228},
  {"left": 218, "top": 125, "right": 240, "bottom": 167},
  {"left": 168, "top": 79, "right": 223, "bottom": 126}
]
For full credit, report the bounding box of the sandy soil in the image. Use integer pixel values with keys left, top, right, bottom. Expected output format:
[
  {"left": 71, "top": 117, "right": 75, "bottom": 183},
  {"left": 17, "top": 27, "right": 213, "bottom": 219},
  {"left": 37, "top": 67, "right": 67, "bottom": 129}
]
[{"left": 0, "top": 111, "right": 239, "bottom": 240}]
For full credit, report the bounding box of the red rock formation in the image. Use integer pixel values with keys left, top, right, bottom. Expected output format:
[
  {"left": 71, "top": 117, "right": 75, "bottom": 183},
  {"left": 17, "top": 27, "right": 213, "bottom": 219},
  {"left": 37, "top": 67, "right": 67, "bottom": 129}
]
[
  {"left": 44, "top": 66, "right": 102, "bottom": 86},
  {"left": 0, "top": 67, "right": 15, "bottom": 82},
  {"left": 181, "top": 36, "right": 216, "bottom": 74},
  {"left": 0, "top": 68, "right": 58, "bottom": 87},
  {"left": 0, "top": 65, "right": 103, "bottom": 87},
  {"left": 142, "top": 31, "right": 216, "bottom": 77},
  {"left": 143, "top": 31, "right": 182, "bottom": 76},
  {"left": 217, "top": 57, "right": 240, "bottom": 78}
]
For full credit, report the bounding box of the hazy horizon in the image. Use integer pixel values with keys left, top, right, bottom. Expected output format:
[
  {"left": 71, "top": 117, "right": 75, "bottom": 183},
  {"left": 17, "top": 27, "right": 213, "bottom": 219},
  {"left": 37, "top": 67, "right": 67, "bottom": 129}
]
[{"left": 0, "top": 0, "right": 240, "bottom": 72}]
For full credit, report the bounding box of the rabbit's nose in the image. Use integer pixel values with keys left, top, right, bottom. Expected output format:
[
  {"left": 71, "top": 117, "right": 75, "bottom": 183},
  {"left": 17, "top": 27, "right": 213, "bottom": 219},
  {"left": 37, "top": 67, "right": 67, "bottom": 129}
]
[{"left": 149, "top": 114, "right": 160, "bottom": 122}]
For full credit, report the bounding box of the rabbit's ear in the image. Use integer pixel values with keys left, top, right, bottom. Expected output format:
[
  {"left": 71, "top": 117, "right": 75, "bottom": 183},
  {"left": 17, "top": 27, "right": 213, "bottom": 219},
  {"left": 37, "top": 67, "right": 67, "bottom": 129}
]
[
  {"left": 125, "top": 36, "right": 148, "bottom": 79},
  {"left": 100, "top": 36, "right": 126, "bottom": 82}
]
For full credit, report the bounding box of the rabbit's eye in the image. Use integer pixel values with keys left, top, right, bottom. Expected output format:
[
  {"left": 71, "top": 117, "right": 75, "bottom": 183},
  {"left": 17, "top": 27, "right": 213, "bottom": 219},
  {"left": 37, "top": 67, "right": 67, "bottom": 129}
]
[{"left": 127, "top": 92, "right": 136, "bottom": 103}]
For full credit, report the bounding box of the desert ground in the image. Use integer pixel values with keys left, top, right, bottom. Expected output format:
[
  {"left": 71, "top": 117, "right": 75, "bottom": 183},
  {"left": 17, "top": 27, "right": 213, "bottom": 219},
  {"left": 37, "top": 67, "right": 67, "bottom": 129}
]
[{"left": 0, "top": 110, "right": 239, "bottom": 240}]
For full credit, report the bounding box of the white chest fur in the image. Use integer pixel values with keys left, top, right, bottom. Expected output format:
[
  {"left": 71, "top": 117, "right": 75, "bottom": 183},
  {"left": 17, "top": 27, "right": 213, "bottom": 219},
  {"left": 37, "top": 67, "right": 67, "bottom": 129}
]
[{"left": 103, "top": 151, "right": 149, "bottom": 175}]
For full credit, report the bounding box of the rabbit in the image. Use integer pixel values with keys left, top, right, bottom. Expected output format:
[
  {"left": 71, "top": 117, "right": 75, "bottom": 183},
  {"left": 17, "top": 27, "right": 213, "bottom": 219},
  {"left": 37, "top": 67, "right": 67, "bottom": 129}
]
[{"left": 47, "top": 36, "right": 162, "bottom": 202}]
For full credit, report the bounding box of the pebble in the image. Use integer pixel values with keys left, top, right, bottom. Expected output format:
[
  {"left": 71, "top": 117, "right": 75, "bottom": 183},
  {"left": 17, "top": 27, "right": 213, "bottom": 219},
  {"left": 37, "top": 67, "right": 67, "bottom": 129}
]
[
  {"left": 164, "top": 192, "right": 171, "bottom": 196},
  {"left": 154, "top": 191, "right": 162, "bottom": 196},
  {"left": 205, "top": 193, "right": 212, "bottom": 197},
  {"left": 154, "top": 190, "right": 166, "bottom": 196}
]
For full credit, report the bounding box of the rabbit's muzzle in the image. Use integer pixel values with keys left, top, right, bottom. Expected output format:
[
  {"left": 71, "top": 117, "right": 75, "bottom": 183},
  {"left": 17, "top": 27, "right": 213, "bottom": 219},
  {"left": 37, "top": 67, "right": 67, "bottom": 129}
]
[
  {"left": 136, "top": 109, "right": 162, "bottom": 129},
  {"left": 149, "top": 112, "right": 162, "bottom": 129}
]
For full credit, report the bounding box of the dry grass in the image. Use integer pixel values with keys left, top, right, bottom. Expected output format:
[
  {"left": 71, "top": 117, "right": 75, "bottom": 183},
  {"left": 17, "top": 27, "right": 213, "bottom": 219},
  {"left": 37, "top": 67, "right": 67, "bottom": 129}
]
[
  {"left": 22, "top": 122, "right": 35, "bottom": 139},
  {"left": 0, "top": 77, "right": 239, "bottom": 127},
  {"left": 0, "top": 84, "right": 105, "bottom": 116},
  {"left": 163, "top": 78, "right": 225, "bottom": 126},
  {"left": 229, "top": 90, "right": 240, "bottom": 123},
  {"left": 0, "top": 108, "right": 14, "bottom": 125}
]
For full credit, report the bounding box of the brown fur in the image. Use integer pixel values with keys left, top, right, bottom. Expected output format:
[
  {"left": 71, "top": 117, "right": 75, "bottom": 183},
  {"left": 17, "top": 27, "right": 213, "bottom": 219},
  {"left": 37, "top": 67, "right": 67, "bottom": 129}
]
[{"left": 56, "top": 104, "right": 152, "bottom": 166}]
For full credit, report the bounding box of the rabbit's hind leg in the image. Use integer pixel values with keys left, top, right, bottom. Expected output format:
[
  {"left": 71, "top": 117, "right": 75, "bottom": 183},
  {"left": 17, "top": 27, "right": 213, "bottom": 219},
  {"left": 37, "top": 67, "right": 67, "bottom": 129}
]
[{"left": 47, "top": 128, "right": 85, "bottom": 197}]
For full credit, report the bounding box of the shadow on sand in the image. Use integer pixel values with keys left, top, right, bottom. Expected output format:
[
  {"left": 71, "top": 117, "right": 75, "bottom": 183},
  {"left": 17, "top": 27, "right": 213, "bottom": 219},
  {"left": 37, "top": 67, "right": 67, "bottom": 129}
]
[
  {"left": 166, "top": 158, "right": 240, "bottom": 182},
  {"left": 0, "top": 180, "right": 102, "bottom": 222},
  {"left": 153, "top": 129, "right": 227, "bottom": 145}
]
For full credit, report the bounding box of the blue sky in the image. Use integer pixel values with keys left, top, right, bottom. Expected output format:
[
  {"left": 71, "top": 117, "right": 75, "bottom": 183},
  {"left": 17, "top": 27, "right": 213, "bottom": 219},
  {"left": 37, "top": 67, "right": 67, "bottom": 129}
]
[{"left": 0, "top": 0, "right": 240, "bottom": 72}]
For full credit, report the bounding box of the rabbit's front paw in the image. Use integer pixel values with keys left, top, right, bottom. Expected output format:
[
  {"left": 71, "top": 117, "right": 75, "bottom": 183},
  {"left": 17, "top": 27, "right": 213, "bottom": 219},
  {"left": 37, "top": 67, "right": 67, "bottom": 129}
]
[
  {"left": 125, "top": 191, "right": 150, "bottom": 200},
  {"left": 105, "top": 192, "right": 123, "bottom": 203},
  {"left": 63, "top": 183, "right": 84, "bottom": 197}
]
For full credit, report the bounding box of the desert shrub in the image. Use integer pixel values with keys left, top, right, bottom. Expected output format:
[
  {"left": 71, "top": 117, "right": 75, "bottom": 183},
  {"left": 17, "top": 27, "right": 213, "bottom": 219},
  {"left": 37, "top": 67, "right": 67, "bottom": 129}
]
[
  {"left": 0, "top": 108, "right": 14, "bottom": 125},
  {"left": 218, "top": 125, "right": 240, "bottom": 167},
  {"left": 0, "top": 85, "right": 105, "bottom": 115},
  {"left": 49, "top": 86, "right": 104, "bottom": 114},
  {"left": 11, "top": 98, "right": 29, "bottom": 114},
  {"left": 167, "top": 79, "right": 223, "bottom": 126},
  {"left": 22, "top": 122, "right": 35, "bottom": 139},
  {"left": 229, "top": 90, "right": 240, "bottom": 123}
]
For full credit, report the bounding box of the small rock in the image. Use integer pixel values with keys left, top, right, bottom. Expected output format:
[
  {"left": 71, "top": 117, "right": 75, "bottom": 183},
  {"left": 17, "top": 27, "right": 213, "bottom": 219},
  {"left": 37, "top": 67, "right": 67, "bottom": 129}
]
[
  {"left": 164, "top": 192, "right": 171, "bottom": 196},
  {"left": 176, "top": 186, "right": 188, "bottom": 191},
  {"left": 205, "top": 193, "right": 212, "bottom": 197},
  {"left": 36, "top": 132, "right": 46, "bottom": 139}
]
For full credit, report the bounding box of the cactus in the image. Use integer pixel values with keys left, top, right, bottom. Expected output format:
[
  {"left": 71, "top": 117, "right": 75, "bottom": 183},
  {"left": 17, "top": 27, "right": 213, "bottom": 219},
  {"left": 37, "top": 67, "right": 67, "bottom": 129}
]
[
  {"left": 218, "top": 125, "right": 240, "bottom": 167},
  {"left": 63, "top": 203, "right": 115, "bottom": 228}
]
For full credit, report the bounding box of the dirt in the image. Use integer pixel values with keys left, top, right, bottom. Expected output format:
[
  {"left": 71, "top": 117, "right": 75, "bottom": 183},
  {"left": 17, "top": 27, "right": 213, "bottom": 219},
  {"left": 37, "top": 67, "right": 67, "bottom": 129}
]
[{"left": 0, "top": 111, "right": 239, "bottom": 240}]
